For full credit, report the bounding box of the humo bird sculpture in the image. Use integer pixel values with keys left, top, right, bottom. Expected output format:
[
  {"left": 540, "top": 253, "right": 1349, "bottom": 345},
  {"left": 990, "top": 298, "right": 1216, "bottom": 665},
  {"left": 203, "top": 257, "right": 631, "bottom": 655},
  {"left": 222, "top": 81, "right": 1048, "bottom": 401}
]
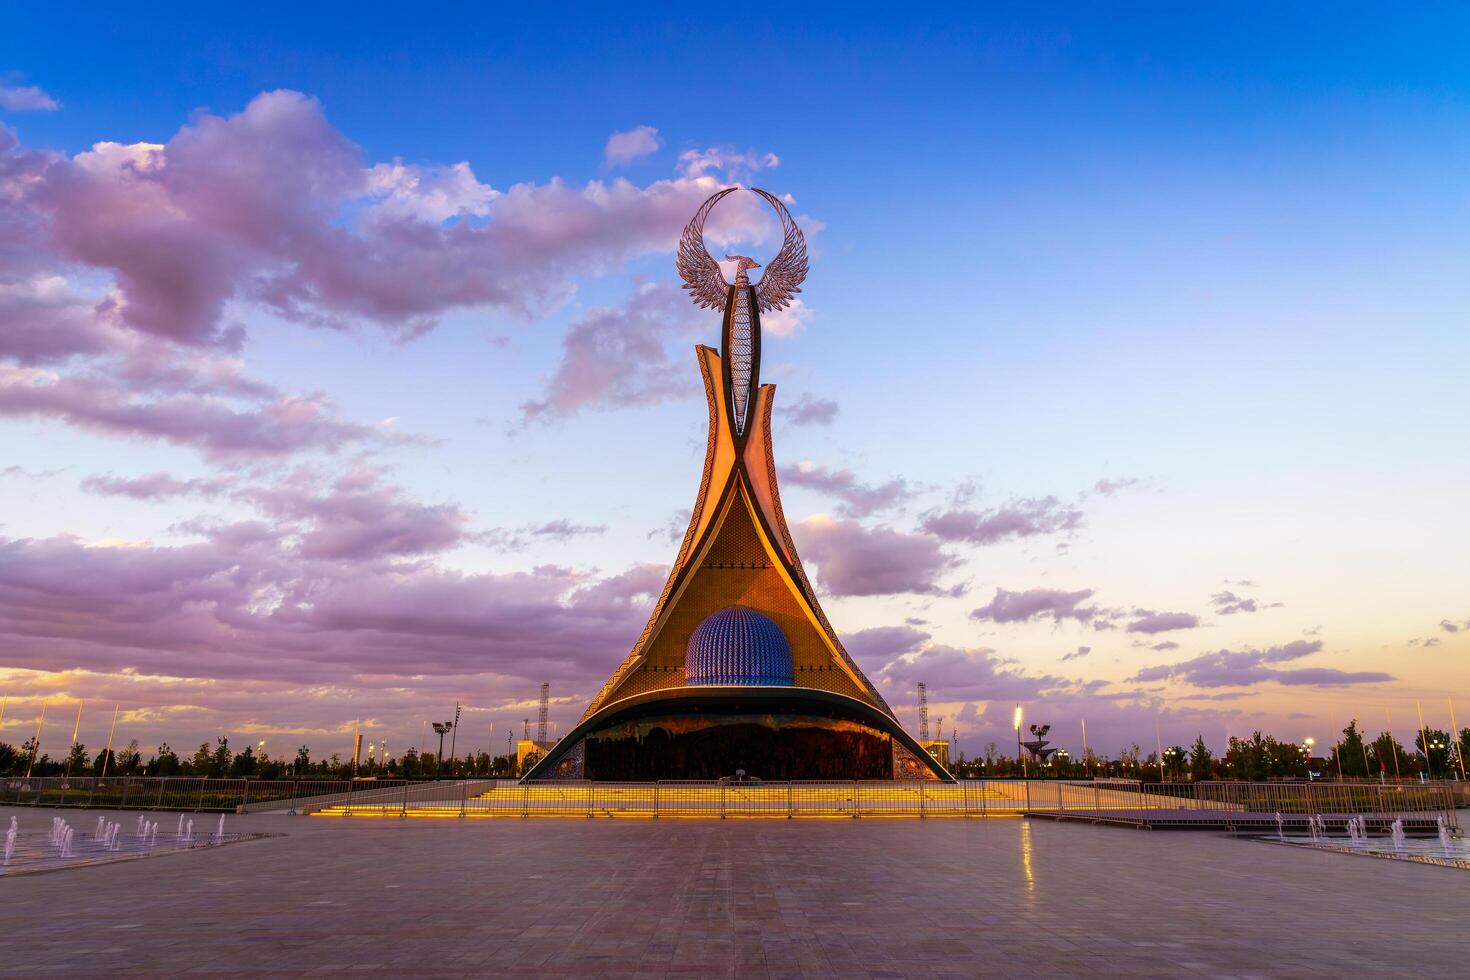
[{"left": 676, "top": 187, "right": 808, "bottom": 437}]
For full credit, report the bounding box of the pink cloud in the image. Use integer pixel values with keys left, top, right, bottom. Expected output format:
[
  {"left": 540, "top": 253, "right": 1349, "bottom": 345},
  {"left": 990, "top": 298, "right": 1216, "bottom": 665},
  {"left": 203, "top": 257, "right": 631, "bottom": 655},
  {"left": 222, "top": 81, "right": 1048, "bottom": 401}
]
[
  {"left": 1210, "top": 589, "right": 1283, "bottom": 615},
  {"left": 518, "top": 282, "right": 701, "bottom": 424},
  {"left": 1091, "top": 477, "right": 1143, "bottom": 496},
  {"left": 527, "top": 519, "right": 607, "bottom": 541},
  {"left": 0, "top": 276, "right": 117, "bottom": 364},
  {"left": 779, "top": 461, "right": 910, "bottom": 518},
  {"left": 840, "top": 624, "right": 930, "bottom": 671},
  {"left": 603, "top": 125, "right": 661, "bottom": 167},
  {"left": 240, "top": 468, "right": 473, "bottom": 561},
  {"left": 0, "top": 531, "right": 663, "bottom": 689},
  {"left": 1125, "top": 609, "right": 1201, "bottom": 634},
  {"left": 0, "top": 84, "right": 60, "bottom": 112},
  {"left": 970, "top": 586, "right": 1102, "bottom": 625},
  {"left": 0, "top": 366, "right": 378, "bottom": 459},
  {"left": 877, "top": 644, "right": 1045, "bottom": 702},
  {"left": 793, "top": 515, "right": 959, "bottom": 597},
  {"left": 676, "top": 146, "right": 779, "bottom": 181},
  {"left": 776, "top": 393, "right": 838, "bottom": 427},
  {"left": 921, "top": 496, "right": 1083, "bottom": 546},
  {"left": 5, "top": 91, "right": 783, "bottom": 354},
  {"left": 815, "top": 633, "right": 1263, "bottom": 755},
  {"left": 1130, "top": 639, "right": 1391, "bottom": 688},
  {"left": 81, "top": 472, "right": 232, "bottom": 500}
]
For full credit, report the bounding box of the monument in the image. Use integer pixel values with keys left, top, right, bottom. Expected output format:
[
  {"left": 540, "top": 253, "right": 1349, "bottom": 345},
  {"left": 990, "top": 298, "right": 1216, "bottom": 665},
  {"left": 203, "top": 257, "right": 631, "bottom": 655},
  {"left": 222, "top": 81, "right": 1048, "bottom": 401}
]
[{"left": 525, "top": 188, "right": 950, "bottom": 782}]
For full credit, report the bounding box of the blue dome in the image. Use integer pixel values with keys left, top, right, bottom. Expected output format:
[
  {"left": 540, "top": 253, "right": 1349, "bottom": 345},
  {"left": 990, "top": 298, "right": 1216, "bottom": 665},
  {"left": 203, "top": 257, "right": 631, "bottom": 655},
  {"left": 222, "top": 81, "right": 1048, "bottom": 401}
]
[{"left": 685, "top": 605, "right": 794, "bottom": 687}]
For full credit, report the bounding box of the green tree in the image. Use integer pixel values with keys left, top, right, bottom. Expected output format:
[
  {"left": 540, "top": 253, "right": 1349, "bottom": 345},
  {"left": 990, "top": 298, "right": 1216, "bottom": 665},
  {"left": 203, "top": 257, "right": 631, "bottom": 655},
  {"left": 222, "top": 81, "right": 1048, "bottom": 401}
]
[
  {"left": 1119, "top": 742, "right": 1141, "bottom": 779},
  {"left": 63, "top": 741, "right": 88, "bottom": 776},
  {"left": 91, "top": 747, "right": 114, "bottom": 774},
  {"left": 230, "top": 744, "right": 257, "bottom": 777},
  {"left": 152, "top": 742, "right": 181, "bottom": 776},
  {"left": 115, "top": 739, "right": 142, "bottom": 775},
  {"left": 255, "top": 746, "right": 284, "bottom": 778},
  {"left": 1163, "top": 745, "right": 1188, "bottom": 780},
  {"left": 1330, "top": 720, "right": 1369, "bottom": 778},
  {"left": 1263, "top": 736, "right": 1309, "bottom": 778},
  {"left": 1188, "top": 735, "right": 1214, "bottom": 781},
  {"left": 0, "top": 742, "right": 17, "bottom": 775},
  {"left": 190, "top": 742, "right": 212, "bottom": 775},
  {"left": 20, "top": 739, "right": 52, "bottom": 776},
  {"left": 1414, "top": 728, "right": 1452, "bottom": 777},
  {"left": 210, "top": 737, "right": 231, "bottom": 777},
  {"left": 1369, "top": 732, "right": 1410, "bottom": 778},
  {"left": 294, "top": 745, "right": 311, "bottom": 775},
  {"left": 1223, "top": 736, "right": 1253, "bottom": 779}
]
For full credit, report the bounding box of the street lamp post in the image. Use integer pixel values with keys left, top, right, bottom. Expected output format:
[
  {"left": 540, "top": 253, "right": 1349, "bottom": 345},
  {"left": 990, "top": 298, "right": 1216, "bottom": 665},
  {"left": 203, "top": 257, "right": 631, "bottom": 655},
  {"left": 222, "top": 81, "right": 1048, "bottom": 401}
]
[
  {"left": 1428, "top": 736, "right": 1446, "bottom": 779},
  {"left": 431, "top": 722, "right": 452, "bottom": 779},
  {"left": 447, "top": 704, "right": 462, "bottom": 775},
  {"left": 1302, "top": 737, "right": 1315, "bottom": 780}
]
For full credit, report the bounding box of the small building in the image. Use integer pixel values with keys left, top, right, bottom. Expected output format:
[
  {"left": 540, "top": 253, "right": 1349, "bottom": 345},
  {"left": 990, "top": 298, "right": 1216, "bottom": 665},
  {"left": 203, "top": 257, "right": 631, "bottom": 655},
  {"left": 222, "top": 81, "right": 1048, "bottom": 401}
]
[
  {"left": 517, "top": 739, "right": 556, "bottom": 774},
  {"left": 920, "top": 739, "right": 950, "bottom": 769}
]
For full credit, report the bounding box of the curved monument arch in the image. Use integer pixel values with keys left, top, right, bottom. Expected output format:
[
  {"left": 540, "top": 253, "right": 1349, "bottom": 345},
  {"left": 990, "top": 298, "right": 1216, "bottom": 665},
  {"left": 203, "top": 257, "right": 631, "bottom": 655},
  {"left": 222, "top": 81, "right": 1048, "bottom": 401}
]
[{"left": 525, "top": 188, "right": 950, "bottom": 782}]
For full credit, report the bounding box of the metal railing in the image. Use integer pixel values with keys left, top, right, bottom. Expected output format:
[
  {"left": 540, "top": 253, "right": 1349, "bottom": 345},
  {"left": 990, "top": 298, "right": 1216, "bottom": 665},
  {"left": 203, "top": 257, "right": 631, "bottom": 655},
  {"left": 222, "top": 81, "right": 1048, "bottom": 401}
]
[
  {"left": 1149, "top": 780, "right": 1458, "bottom": 818},
  {"left": 304, "top": 778, "right": 1459, "bottom": 826},
  {"left": 2, "top": 776, "right": 1459, "bottom": 827},
  {"left": 0, "top": 776, "right": 463, "bottom": 812}
]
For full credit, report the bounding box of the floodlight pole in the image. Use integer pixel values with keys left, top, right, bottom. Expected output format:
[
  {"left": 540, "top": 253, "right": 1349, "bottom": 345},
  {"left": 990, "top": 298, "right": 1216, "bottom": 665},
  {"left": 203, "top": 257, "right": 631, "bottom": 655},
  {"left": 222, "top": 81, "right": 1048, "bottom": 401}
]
[
  {"left": 448, "top": 704, "right": 461, "bottom": 775},
  {"left": 432, "top": 722, "right": 452, "bottom": 779}
]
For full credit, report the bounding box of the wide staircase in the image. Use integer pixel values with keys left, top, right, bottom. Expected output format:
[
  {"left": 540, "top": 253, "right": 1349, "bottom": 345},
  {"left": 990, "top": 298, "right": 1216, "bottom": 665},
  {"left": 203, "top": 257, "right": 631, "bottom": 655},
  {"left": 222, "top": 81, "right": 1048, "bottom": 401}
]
[{"left": 312, "top": 780, "right": 1025, "bottom": 819}]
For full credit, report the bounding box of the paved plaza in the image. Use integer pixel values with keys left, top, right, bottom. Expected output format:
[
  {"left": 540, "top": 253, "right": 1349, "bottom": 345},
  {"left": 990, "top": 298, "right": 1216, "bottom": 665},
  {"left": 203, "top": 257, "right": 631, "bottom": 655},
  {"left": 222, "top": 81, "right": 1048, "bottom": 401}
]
[{"left": 2, "top": 805, "right": 1462, "bottom": 978}]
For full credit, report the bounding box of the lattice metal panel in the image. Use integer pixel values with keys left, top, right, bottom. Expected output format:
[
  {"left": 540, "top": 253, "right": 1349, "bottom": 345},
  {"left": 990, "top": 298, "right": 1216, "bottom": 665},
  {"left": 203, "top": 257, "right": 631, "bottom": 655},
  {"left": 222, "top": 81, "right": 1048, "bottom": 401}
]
[{"left": 729, "top": 286, "right": 753, "bottom": 434}]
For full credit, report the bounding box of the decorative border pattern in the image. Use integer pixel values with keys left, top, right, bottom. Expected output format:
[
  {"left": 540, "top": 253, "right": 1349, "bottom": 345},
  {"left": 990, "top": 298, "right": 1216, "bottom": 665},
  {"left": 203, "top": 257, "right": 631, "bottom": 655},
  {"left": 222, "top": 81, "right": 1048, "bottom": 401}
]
[
  {"left": 893, "top": 740, "right": 940, "bottom": 781},
  {"left": 549, "top": 739, "right": 586, "bottom": 780}
]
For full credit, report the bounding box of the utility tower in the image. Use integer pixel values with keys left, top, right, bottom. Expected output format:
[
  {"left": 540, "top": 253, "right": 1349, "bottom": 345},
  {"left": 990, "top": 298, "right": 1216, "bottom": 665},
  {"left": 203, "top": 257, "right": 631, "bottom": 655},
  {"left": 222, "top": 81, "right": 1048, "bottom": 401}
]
[
  {"left": 918, "top": 682, "right": 930, "bottom": 741},
  {"left": 523, "top": 717, "right": 530, "bottom": 740},
  {"left": 538, "top": 683, "right": 550, "bottom": 742}
]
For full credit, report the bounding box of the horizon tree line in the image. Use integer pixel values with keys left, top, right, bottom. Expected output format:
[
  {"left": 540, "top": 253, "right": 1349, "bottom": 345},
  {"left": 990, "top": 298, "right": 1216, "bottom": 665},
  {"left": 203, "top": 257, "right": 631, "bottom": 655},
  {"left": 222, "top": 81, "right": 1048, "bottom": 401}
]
[{"left": 2, "top": 719, "right": 1465, "bottom": 781}]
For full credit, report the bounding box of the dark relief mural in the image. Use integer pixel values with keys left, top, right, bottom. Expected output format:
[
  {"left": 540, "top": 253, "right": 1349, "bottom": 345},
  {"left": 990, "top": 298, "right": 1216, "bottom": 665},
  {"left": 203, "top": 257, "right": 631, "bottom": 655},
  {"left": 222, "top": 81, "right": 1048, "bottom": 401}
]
[{"left": 585, "top": 713, "right": 893, "bottom": 781}]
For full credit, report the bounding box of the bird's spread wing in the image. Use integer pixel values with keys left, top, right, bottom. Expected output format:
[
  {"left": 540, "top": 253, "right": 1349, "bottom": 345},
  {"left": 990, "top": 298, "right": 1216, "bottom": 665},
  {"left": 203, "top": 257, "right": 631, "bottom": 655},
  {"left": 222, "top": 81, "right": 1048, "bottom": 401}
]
[
  {"left": 677, "top": 187, "right": 736, "bottom": 310},
  {"left": 751, "top": 188, "right": 808, "bottom": 313}
]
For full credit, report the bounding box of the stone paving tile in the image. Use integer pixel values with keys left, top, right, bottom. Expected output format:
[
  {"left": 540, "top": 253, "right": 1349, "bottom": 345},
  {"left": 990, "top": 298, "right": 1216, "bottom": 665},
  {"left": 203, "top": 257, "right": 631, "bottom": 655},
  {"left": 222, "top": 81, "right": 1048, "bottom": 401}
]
[{"left": 1, "top": 805, "right": 1463, "bottom": 977}]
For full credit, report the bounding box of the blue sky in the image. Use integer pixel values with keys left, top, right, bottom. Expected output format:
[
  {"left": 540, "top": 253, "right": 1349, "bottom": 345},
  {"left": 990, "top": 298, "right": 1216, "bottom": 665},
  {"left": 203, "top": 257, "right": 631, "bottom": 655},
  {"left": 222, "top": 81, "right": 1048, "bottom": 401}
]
[{"left": 1, "top": 6, "right": 1467, "bottom": 759}]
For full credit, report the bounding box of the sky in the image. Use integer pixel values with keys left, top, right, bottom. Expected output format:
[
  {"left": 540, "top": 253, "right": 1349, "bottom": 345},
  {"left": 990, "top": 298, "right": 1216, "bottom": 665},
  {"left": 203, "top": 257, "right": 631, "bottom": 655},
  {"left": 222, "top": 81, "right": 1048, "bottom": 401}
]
[{"left": 1, "top": 5, "right": 1467, "bottom": 764}]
